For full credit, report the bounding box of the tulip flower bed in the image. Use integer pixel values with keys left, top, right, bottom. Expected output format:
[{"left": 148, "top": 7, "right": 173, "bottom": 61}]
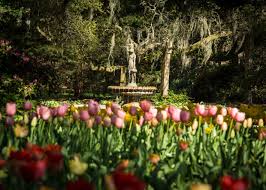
[{"left": 0, "top": 100, "right": 265, "bottom": 190}]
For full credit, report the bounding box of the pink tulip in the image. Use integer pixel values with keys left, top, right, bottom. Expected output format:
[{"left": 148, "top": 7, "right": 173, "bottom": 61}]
[
  {"left": 180, "top": 111, "right": 190, "bottom": 123},
  {"left": 220, "top": 107, "right": 227, "bottom": 116},
  {"left": 156, "top": 110, "right": 168, "bottom": 122},
  {"left": 230, "top": 108, "right": 239, "bottom": 119},
  {"left": 129, "top": 106, "right": 137, "bottom": 116},
  {"left": 202, "top": 109, "right": 209, "bottom": 117},
  {"left": 171, "top": 108, "right": 181, "bottom": 122},
  {"left": 139, "top": 116, "right": 144, "bottom": 127},
  {"left": 216, "top": 114, "right": 224, "bottom": 125},
  {"left": 88, "top": 100, "right": 99, "bottom": 116},
  {"left": 208, "top": 105, "right": 217, "bottom": 116},
  {"left": 150, "top": 108, "right": 158, "bottom": 118},
  {"left": 6, "top": 102, "right": 16, "bottom": 116},
  {"left": 196, "top": 104, "right": 205, "bottom": 116},
  {"left": 103, "top": 117, "right": 111, "bottom": 127},
  {"left": 140, "top": 100, "right": 151, "bottom": 112},
  {"left": 94, "top": 115, "right": 102, "bottom": 125},
  {"left": 194, "top": 108, "right": 199, "bottom": 116},
  {"left": 168, "top": 105, "right": 177, "bottom": 115},
  {"left": 23, "top": 101, "right": 32, "bottom": 111},
  {"left": 50, "top": 107, "right": 58, "bottom": 117},
  {"left": 116, "top": 109, "right": 126, "bottom": 119},
  {"left": 221, "top": 122, "right": 228, "bottom": 131},
  {"left": 111, "top": 103, "right": 121, "bottom": 113},
  {"left": 39, "top": 106, "right": 51, "bottom": 121},
  {"left": 57, "top": 104, "right": 68, "bottom": 117},
  {"left": 106, "top": 106, "right": 113, "bottom": 116},
  {"left": 79, "top": 110, "right": 89, "bottom": 121},
  {"left": 144, "top": 112, "right": 153, "bottom": 122},
  {"left": 234, "top": 112, "right": 245, "bottom": 122},
  {"left": 111, "top": 115, "right": 124, "bottom": 128}
]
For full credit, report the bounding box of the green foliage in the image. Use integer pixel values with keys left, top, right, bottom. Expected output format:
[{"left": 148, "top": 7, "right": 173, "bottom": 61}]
[{"left": 152, "top": 91, "right": 191, "bottom": 107}]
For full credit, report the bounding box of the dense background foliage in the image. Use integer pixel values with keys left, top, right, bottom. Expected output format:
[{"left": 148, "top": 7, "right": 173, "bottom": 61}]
[{"left": 0, "top": 0, "right": 265, "bottom": 103}]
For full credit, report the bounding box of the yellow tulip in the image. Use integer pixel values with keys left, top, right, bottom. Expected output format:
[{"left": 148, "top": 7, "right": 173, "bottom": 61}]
[
  {"left": 14, "top": 124, "right": 29, "bottom": 138},
  {"left": 69, "top": 156, "right": 88, "bottom": 175}
]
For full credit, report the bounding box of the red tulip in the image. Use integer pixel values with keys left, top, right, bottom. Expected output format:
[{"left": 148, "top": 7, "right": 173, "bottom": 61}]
[
  {"left": 20, "top": 159, "right": 47, "bottom": 181},
  {"left": 231, "top": 178, "right": 249, "bottom": 190},
  {"left": 112, "top": 171, "right": 146, "bottom": 190},
  {"left": 6, "top": 102, "right": 16, "bottom": 116},
  {"left": 66, "top": 178, "right": 94, "bottom": 190},
  {"left": 179, "top": 141, "right": 189, "bottom": 151},
  {"left": 220, "top": 175, "right": 234, "bottom": 190}
]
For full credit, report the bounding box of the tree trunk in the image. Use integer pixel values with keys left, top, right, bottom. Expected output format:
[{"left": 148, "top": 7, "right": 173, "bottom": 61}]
[{"left": 161, "top": 39, "right": 174, "bottom": 97}]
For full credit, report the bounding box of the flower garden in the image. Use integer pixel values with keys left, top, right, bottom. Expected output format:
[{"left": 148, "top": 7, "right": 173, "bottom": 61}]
[{"left": 0, "top": 100, "right": 265, "bottom": 190}]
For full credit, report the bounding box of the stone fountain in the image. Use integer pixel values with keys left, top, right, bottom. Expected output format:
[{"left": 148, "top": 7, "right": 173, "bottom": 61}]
[{"left": 108, "top": 38, "right": 157, "bottom": 102}]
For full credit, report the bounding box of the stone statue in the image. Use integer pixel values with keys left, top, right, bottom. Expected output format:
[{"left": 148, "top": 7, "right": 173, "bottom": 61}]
[{"left": 127, "top": 38, "right": 137, "bottom": 86}]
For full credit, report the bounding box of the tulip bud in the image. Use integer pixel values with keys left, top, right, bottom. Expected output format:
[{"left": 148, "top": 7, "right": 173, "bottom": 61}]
[
  {"left": 258, "top": 119, "right": 264, "bottom": 127},
  {"left": 31, "top": 117, "right": 38, "bottom": 127},
  {"left": 243, "top": 119, "right": 248, "bottom": 128},
  {"left": 247, "top": 118, "right": 253, "bottom": 128},
  {"left": 24, "top": 113, "right": 29, "bottom": 125},
  {"left": 192, "top": 119, "right": 198, "bottom": 131},
  {"left": 230, "top": 129, "right": 235, "bottom": 138},
  {"left": 234, "top": 122, "right": 241, "bottom": 131},
  {"left": 179, "top": 141, "right": 189, "bottom": 151}
]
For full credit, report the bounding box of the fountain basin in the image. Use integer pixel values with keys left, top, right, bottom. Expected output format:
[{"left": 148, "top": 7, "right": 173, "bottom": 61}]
[{"left": 108, "top": 86, "right": 157, "bottom": 102}]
